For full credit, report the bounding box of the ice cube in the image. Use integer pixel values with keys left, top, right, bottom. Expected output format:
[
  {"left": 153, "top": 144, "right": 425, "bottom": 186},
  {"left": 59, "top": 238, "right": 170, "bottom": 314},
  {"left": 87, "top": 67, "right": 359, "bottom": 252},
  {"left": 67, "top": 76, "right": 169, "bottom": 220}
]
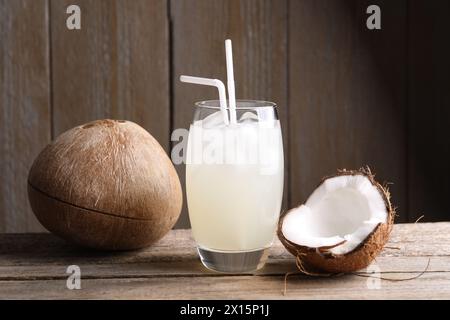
[
  {"left": 239, "top": 111, "right": 258, "bottom": 124},
  {"left": 198, "top": 111, "right": 227, "bottom": 128}
]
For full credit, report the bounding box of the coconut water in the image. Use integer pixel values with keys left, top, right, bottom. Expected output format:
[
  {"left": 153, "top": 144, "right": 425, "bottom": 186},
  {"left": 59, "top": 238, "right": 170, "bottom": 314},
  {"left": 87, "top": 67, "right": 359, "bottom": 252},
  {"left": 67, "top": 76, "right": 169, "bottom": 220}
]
[{"left": 186, "top": 113, "right": 284, "bottom": 252}]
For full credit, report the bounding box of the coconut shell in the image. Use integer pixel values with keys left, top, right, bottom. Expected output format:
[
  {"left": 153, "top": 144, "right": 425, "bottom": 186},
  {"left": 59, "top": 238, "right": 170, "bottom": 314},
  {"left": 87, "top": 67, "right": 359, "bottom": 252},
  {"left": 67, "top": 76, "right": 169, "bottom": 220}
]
[
  {"left": 28, "top": 119, "right": 182, "bottom": 250},
  {"left": 278, "top": 167, "right": 395, "bottom": 273}
]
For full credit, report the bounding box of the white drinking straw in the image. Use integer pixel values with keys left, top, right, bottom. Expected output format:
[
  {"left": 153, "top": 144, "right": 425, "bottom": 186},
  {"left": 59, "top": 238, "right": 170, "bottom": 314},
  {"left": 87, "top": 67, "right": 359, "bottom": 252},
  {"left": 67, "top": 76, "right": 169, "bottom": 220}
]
[
  {"left": 180, "top": 75, "right": 230, "bottom": 125},
  {"left": 225, "top": 39, "right": 237, "bottom": 124}
]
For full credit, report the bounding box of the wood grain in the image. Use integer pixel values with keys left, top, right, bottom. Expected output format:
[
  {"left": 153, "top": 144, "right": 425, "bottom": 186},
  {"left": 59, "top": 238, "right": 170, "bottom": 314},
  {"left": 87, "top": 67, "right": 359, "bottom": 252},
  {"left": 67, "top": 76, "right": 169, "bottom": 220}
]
[
  {"left": 408, "top": 0, "right": 450, "bottom": 222},
  {"left": 0, "top": 223, "right": 449, "bottom": 299},
  {"left": 50, "top": 0, "right": 170, "bottom": 150},
  {"left": 0, "top": 0, "right": 50, "bottom": 232},
  {"left": 2, "top": 272, "right": 450, "bottom": 300},
  {"left": 171, "top": 0, "right": 288, "bottom": 227},
  {"left": 288, "top": 0, "right": 408, "bottom": 221}
]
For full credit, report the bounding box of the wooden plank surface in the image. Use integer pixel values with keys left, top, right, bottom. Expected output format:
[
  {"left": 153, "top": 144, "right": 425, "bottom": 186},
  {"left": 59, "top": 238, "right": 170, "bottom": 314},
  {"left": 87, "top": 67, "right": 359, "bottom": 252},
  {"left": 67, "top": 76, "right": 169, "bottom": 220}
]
[
  {"left": 0, "top": 222, "right": 449, "bottom": 299},
  {"left": 288, "top": 0, "right": 408, "bottom": 221},
  {"left": 50, "top": 0, "right": 170, "bottom": 151},
  {"left": 1, "top": 272, "right": 449, "bottom": 300},
  {"left": 408, "top": 0, "right": 450, "bottom": 222},
  {"left": 171, "top": 0, "right": 288, "bottom": 227},
  {"left": 0, "top": 0, "right": 50, "bottom": 232}
]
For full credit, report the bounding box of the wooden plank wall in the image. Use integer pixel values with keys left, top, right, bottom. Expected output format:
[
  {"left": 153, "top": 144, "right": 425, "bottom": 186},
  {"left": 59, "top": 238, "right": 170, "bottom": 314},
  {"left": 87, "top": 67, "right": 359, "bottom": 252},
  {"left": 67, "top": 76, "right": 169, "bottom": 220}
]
[
  {"left": 0, "top": 0, "right": 50, "bottom": 232},
  {"left": 50, "top": 0, "right": 169, "bottom": 148},
  {"left": 408, "top": 0, "right": 450, "bottom": 222},
  {"left": 0, "top": 0, "right": 449, "bottom": 232},
  {"left": 289, "top": 0, "right": 408, "bottom": 221}
]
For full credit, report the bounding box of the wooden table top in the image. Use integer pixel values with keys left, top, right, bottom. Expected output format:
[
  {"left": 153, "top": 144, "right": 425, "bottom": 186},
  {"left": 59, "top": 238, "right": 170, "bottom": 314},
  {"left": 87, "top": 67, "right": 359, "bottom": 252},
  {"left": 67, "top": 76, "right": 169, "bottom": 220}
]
[{"left": 0, "top": 222, "right": 449, "bottom": 299}]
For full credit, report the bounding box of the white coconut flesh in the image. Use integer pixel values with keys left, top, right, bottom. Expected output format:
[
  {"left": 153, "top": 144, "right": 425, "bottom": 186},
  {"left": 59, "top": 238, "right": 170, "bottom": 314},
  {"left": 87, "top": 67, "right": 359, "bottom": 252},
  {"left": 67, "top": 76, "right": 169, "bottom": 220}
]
[{"left": 282, "top": 174, "right": 388, "bottom": 255}]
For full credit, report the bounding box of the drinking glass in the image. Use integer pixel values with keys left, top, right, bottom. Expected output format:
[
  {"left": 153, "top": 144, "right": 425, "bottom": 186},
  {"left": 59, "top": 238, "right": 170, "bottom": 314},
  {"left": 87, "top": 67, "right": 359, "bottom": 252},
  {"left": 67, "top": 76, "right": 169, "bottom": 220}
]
[{"left": 186, "top": 100, "right": 284, "bottom": 273}]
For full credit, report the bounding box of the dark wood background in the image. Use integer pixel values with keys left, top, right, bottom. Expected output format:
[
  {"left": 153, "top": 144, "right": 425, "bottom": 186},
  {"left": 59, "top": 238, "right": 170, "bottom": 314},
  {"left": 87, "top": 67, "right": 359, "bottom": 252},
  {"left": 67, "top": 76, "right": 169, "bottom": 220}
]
[{"left": 1, "top": 0, "right": 449, "bottom": 232}]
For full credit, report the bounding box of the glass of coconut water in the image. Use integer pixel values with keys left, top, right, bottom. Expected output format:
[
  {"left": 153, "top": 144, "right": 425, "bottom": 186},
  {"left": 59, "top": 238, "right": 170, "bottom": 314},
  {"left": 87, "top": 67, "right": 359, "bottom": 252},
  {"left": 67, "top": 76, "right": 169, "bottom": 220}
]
[{"left": 186, "top": 100, "right": 284, "bottom": 273}]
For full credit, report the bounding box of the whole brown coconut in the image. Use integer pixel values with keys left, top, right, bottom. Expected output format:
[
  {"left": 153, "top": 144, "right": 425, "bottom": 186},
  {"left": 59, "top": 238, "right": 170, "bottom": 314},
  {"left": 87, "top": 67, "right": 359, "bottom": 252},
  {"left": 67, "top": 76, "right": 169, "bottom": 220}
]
[
  {"left": 28, "top": 119, "right": 182, "bottom": 250},
  {"left": 278, "top": 168, "right": 395, "bottom": 273}
]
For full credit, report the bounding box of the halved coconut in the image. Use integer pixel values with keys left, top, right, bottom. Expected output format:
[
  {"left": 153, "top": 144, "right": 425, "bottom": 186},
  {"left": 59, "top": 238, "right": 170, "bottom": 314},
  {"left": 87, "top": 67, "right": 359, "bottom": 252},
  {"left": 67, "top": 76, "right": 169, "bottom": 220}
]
[{"left": 278, "top": 168, "right": 395, "bottom": 273}]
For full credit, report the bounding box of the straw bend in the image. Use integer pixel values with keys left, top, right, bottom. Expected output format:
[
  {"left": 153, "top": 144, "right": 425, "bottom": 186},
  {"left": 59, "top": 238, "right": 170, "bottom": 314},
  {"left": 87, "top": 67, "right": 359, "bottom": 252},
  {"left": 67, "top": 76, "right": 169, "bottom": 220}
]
[{"left": 180, "top": 75, "right": 230, "bottom": 125}]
